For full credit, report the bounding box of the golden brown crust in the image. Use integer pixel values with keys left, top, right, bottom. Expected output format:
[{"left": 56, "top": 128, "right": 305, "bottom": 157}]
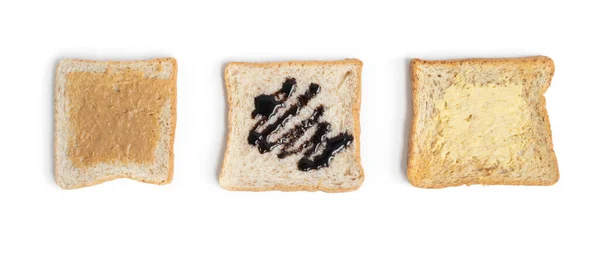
[
  {"left": 407, "top": 59, "right": 421, "bottom": 186},
  {"left": 58, "top": 175, "right": 171, "bottom": 190},
  {"left": 353, "top": 60, "right": 365, "bottom": 190},
  {"left": 537, "top": 58, "right": 560, "bottom": 186},
  {"left": 54, "top": 61, "right": 60, "bottom": 186},
  {"left": 54, "top": 58, "right": 177, "bottom": 189},
  {"left": 220, "top": 182, "right": 362, "bottom": 193},
  {"left": 220, "top": 59, "right": 364, "bottom": 193},
  {"left": 166, "top": 58, "right": 177, "bottom": 184},
  {"left": 407, "top": 56, "right": 558, "bottom": 188},
  {"left": 219, "top": 62, "right": 233, "bottom": 186}
]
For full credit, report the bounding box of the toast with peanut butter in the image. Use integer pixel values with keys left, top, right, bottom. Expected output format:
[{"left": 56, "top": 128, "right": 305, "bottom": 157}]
[
  {"left": 220, "top": 60, "right": 364, "bottom": 192},
  {"left": 408, "top": 56, "right": 558, "bottom": 188},
  {"left": 54, "top": 58, "right": 177, "bottom": 189}
]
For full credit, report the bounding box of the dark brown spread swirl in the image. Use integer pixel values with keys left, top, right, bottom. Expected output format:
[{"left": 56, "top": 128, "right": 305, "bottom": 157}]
[{"left": 248, "top": 78, "right": 353, "bottom": 171}]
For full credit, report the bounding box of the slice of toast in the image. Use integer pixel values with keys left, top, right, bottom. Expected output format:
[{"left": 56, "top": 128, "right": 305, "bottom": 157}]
[
  {"left": 408, "top": 56, "right": 559, "bottom": 188},
  {"left": 54, "top": 58, "right": 177, "bottom": 189},
  {"left": 220, "top": 59, "right": 364, "bottom": 192}
]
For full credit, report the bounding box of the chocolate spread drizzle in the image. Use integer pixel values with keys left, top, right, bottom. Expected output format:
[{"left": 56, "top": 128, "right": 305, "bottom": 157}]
[{"left": 247, "top": 78, "right": 353, "bottom": 171}]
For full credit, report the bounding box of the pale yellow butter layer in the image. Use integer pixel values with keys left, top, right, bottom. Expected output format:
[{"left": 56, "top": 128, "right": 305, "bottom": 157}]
[{"left": 433, "top": 74, "right": 529, "bottom": 168}]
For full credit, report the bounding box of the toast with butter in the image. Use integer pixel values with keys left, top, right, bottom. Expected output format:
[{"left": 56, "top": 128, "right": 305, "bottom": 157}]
[
  {"left": 54, "top": 58, "right": 177, "bottom": 189},
  {"left": 408, "top": 56, "right": 558, "bottom": 188},
  {"left": 220, "top": 60, "right": 364, "bottom": 192}
]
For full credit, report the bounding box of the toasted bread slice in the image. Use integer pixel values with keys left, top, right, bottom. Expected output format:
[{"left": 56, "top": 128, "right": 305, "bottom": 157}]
[
  {"left": 54, "top": 58, "right": 177, "bottom": 189},
  {"left": 408, "top": 56, "right": 558, "bottom": 188},
  {"left": 220, "top": 60, "right": 364, "bottom": 192}
]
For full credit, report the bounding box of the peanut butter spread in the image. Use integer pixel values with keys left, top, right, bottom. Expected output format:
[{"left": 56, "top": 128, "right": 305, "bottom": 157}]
[{"left": 66, "top": 67, "right": 173, "bottom": 168}]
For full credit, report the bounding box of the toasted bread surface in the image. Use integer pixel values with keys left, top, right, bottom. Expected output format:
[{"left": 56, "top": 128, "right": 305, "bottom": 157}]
[{"left": 408, "top": 56, "right": 558, "bottom": 188}]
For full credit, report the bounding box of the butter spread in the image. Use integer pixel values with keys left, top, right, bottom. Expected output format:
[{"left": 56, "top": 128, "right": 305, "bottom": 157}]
[
  {"left": 433, "top": 74, "right": 528, "bottom": 167},
  {"left": 66, "top": 68, "right": 172, "bottom": 168}
]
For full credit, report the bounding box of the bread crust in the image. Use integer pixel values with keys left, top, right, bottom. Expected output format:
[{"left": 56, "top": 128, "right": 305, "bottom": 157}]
[
  {"left": 220, "top": 59, "right": 364, "bottom": 192},
  {"left": 408, "top": 56, "right": 559, "bottom": 188},
  {"left": 54, "top": 58, "right": 177, "bottom": 189}
]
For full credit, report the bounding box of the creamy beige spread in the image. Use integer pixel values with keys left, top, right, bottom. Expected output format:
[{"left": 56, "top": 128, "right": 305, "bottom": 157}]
[
  {"left": 433, "top": 73, "right": 528, "bottom": 167},
  {"left": 66, "top": 68, "right": 171, "bottom": 168}
]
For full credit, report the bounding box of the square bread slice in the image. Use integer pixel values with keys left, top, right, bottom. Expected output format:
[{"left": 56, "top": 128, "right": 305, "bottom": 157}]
[
  {"left": 408, "top": 56, "right": 559, "bottom": 188},
  {"left": 54, "top": 58, "right": 177, "bottom": 189},
  {"left": 220, "top": 59, "right": 364, "bottom": 192}
]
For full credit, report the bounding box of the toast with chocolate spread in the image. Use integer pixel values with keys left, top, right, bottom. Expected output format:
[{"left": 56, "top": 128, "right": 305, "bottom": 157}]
[
  {"left": 408, "top": 56, "right": 559, "bottom": 188},
  {"left": 54, "top": 58, "right": 177, "bottom": 189},
  {"left": 220, "top": 59, "right": 364, "bottom": 192}
]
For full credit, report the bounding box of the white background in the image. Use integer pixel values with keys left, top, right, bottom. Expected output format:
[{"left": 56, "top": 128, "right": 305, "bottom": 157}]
[{"left": 0, "top": 0, "right": 598, "bottom": 253}]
